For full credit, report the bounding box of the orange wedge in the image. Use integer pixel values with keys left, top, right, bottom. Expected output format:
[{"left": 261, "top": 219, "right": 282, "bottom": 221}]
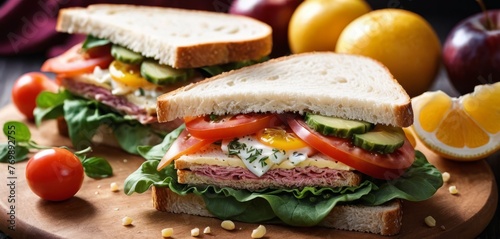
[
  {"left": 403, "top": 127, "right": 417, "bottom": 148},
  {"left": 411, "top": 82, "right": 500, "bottom": 161}
]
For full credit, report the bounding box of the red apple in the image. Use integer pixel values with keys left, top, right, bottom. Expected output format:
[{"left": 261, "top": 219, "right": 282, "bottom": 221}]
[
  {"left": 229, "top": 0, "right": 303, "bottom": 57},
  {"left": 442, "top": 10, "right": 500, "bottom": 95}
]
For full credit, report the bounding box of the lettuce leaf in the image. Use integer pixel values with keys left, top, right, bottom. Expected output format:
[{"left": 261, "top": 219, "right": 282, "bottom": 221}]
[
  {"left": 124, "top": 137, "right": 443, "bottom": 226},
  {"left": 136, "top": 125, "right": 185, "bottom": 161},
  {"left": 34, "top": 90, "right": 164, "bottom": 154},
  {"left": 360, "top": 150, "right": 443, "bottom": 205},
  {"left": 34, "top": 90, "right": 73, "bottom": 126},
  {"left": 124, "top": 160, "right": 374, "bottom": 225}
]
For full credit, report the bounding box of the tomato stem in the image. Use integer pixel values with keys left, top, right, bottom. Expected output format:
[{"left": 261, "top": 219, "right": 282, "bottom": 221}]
[
  {"left": 27, "top": 140, "right": 52, "bottom": 150},
  {"left": 74, "top": 146, "right": 93, "bottom": 156}
]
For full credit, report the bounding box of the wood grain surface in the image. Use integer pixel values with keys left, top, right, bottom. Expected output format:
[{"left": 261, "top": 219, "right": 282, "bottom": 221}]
[{"left": 0, "top": 104, "right": 497, "bottom": 239}]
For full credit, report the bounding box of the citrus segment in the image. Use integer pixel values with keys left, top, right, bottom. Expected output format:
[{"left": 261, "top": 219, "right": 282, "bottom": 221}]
[
  {"left": 435, "top": 110, "right": 489, "bottom": 148},
  {"left": 412, "top": 82, "right": 500, "bottom": 161},
  {"left": 418, "top": 91, "right": 451, "bottom": 132},
  {"left": 403, "top": 127, "right": 417, "bottom": 148},
  {"left": 462, "top": 83, "right": 500, "bottom": 133}
]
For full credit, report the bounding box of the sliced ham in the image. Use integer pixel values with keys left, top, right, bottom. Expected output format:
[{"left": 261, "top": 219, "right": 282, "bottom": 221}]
[
  {"left": 178, "top": 164, "right": 362, "bottom": 191},
  {"left": 62, "top": 79, "right": 156, "bottom": 124}
]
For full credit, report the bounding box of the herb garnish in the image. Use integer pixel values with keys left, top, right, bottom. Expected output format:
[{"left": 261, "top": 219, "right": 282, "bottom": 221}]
[
  {"left": 209, "top": 114, "right": 219, "bottom": 122},
  {"left": 227, "top": 138, "right": 283, "bottom": 167}
]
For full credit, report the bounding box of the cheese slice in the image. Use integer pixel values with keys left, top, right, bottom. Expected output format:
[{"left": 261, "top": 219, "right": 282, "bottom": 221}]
[{"left": 176, "top": 145, "right": 353, "bottom": 171}]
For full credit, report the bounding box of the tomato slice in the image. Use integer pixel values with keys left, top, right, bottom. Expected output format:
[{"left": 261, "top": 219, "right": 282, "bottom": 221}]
[
  {"left": 157, "top": 129, "right": 216, "bottom": 170},
  {"left": 108, "top": 60, "right": 155, "bottom": 88},
  {"left": 41, "top": 43, "right": 113, "bottom": 77},
  {"left": 286, "top": 116, "right": 415, "bottom": 180},
  {"left": 185, "top": 114, "right": 280, "bottom": 140}
]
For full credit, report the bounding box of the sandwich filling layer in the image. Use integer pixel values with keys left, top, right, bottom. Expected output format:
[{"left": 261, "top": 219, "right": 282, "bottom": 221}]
[
  {"left": 175, "top": 145, "right": 360, "bottom": 191},
  {"left": 61, "top": 67, "right": 202, "bottom": 124}
]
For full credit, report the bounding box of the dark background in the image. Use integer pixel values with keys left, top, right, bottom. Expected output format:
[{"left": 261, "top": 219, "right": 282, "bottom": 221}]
[
  {"left": 369, "top": 0, "right": 500, "bottom": 40},
  {"left": 0, "top": 0, "right": 499, "bottom": 238}
]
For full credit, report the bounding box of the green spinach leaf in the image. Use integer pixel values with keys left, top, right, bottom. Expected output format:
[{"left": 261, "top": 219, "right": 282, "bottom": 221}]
[
  {"left": 360, "top": 151, "right": 443, "bottom": 204},
  {"left": 34, "top": 90, "right": 72, "bottom": 126},
  {"left": 81, "top": 156, "right": 113, "bottom": 178},
  {"left": 3, "top": 121, "right": 31, "bottom": 142},
  {"left": 124, "top": 151, "right": 442, "bottom": 227},
  {"left": 137, "top": 125, "right": 185, "bottom": 161}
]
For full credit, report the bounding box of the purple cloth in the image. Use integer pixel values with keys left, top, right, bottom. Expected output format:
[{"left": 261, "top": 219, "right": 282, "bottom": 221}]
[{"left": 0, "top": 0, "right": 232, "bottom": 57}]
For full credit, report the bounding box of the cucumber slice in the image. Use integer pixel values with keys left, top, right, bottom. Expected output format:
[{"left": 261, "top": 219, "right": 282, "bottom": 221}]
[
  {"left": 305, "top": 114, "right": 373, "bottom": 138},
  {"left": 200, "top": 56, "right": 269, "bottom": 77},
  {"left": 353, "top": 125, "right": 405, "bottom": 154},
  {"left": 82, "top": 35, "right": 110, "bottom": 50},
  {"left": 111, "top": 45, "right": 144, "bottom": 64},
  {"left": 200, "top": 65, "right": 225, "bottom": 76},
  {"left": 140, "top": 60, "right": 192, "bottom": 85}
]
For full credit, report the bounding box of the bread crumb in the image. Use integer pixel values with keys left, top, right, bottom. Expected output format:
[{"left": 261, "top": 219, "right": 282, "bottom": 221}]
[
  {"left": 191, "top": 228, "right": 200, "bottom": 237},
  {"left": 110, "top": 182, "right": 119, "bottom": 192},
  {"left": 221, "top": 220, "right": 235, "bottom": 230},
  {"left": 161, "top": 228, "right": 173, "bottom": 238},
  {"left": 121, "top": 216, "right": 133, "bottom": 226},
  {"left": 424, "top": 216, "right": 436, "bottom": 227},
  {"left": 251, "top": 225, "right": 266, "bottom": 238},
  {"left": 442, "top": 172, "right": 450, "bottom": 182},
  {"left": 448, "top": 185, "right": 459, "bottom": 195}
]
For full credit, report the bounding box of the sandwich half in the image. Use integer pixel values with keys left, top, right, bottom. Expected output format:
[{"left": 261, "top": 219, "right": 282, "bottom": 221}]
[
  {"left": 35, "top": 4, "right": 272, "bottom": 153},
  {"left": 124, "top": 52, "right": 443, "bottom": 236}
]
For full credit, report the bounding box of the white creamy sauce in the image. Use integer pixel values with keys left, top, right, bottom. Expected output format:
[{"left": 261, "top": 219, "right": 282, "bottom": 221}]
[{"left": 221, "top": 135, "right": 313, "bottom": 177}]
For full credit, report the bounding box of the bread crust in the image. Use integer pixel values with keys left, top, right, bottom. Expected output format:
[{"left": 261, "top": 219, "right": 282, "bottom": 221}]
[
  {"left": 173, "top": 37, "right": 272, "bottom": 69},
  {"left": 152, "top": 186, "right": 403, "bottom": 236},
  {"left": 56, "top": 4, "right": 272, "bottom": 69}
]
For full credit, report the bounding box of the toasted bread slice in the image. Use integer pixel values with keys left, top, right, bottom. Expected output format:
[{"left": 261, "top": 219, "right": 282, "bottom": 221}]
[
  {"left": 152, "top": 186, "right": 403, "bottom": 236},
  {"left": 56, "top": 4, "right": 272, "bottom": 68},
  {"left": 157, "top": 53, "right": 413, "bottom": 127}
]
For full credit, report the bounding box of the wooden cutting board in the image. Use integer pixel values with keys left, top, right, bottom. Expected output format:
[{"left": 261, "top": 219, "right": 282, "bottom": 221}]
[{"left": 0, "top": 104, "right": 497, "bottom": 239}]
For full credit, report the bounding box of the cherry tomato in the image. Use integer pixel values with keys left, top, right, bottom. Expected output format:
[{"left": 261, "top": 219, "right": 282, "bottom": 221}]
[
  {"left": 286, "top": 116, "right": 415, "bottom": 180},
  {"left": 11, "top": 72, "right": 58, "bottom": 120},
  {"left": 108, "top": 60, "right": 155, "bottom": 88},
  {"left": 25, "top": 148, "right": 84, "bottom": 201},
  {"left": 41, "top": 43, "right": 113, "bottom": 77},
  {"left": 157, "top": 129, "right": 216, "bottom": 170},
  {"left": 185, "top": 114, "right": 280, "bottom": 140}
]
